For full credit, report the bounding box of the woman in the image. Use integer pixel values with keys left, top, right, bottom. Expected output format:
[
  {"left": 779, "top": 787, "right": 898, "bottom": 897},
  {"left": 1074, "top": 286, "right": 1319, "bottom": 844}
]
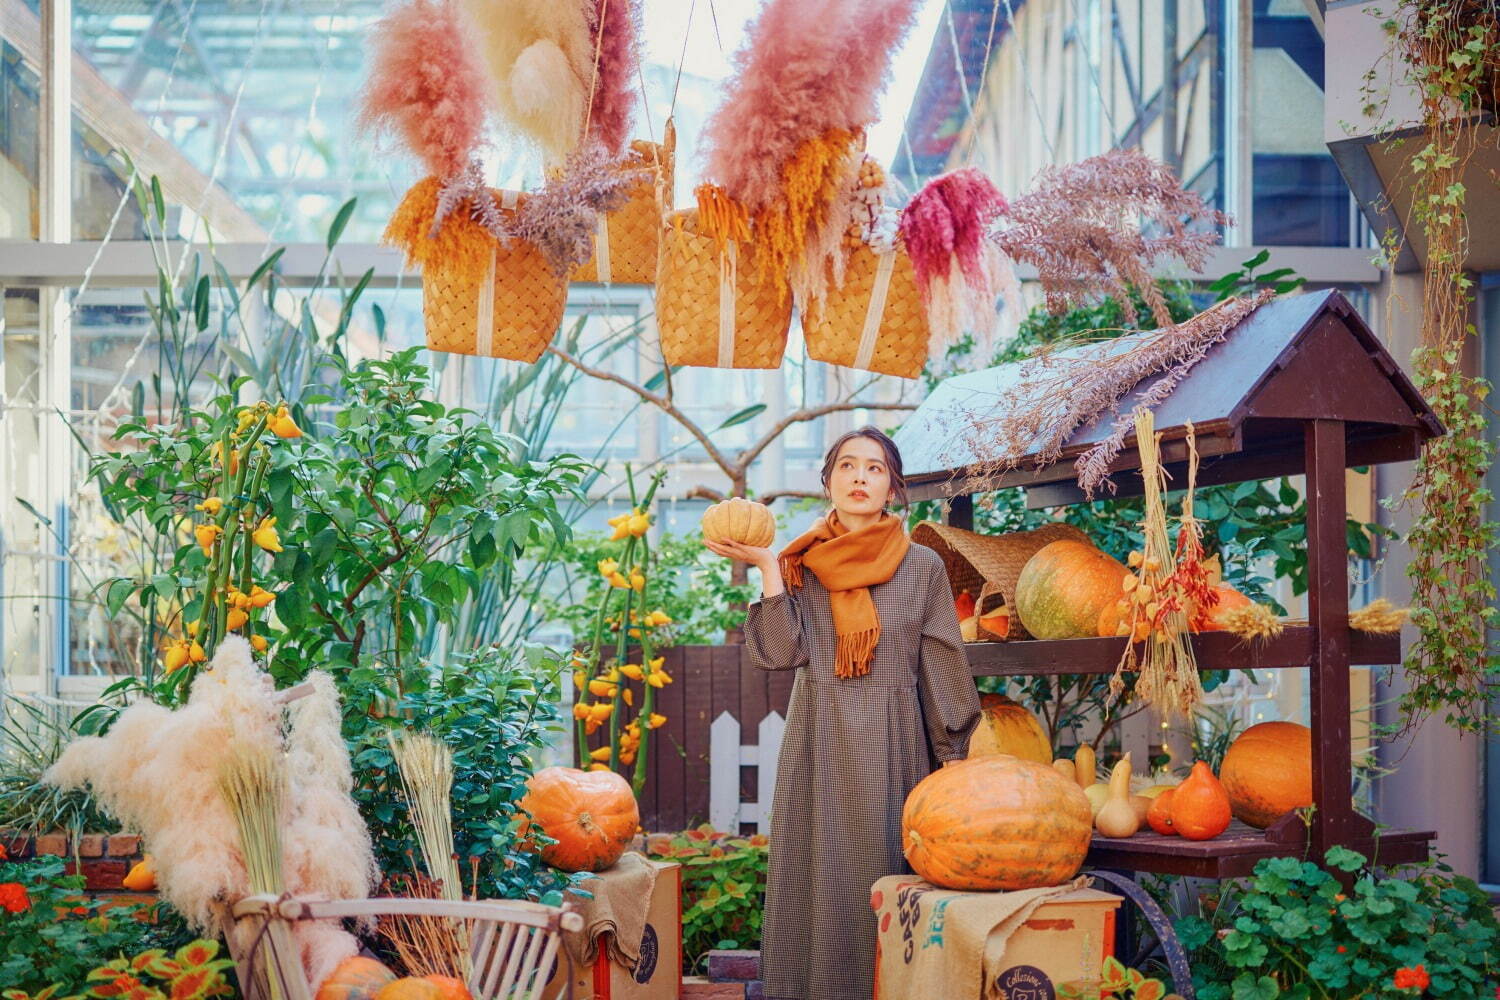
[{"left": 704, "top": 426, "right": 981, "bottom": 1000}]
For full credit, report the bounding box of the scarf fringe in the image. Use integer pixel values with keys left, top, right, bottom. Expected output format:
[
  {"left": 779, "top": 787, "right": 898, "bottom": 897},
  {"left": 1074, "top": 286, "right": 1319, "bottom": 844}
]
[
  {"left": 780, "top": 553, "right": 804, "bottom": 592},
  {"left": 834, "top": 628, "right": 878, "bottom": 679}
]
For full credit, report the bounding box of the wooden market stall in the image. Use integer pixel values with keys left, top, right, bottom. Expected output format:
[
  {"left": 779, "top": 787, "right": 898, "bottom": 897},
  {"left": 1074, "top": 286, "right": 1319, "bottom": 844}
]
[{"left": 893, "top": 288, "right": 1442, "bottom": 879}]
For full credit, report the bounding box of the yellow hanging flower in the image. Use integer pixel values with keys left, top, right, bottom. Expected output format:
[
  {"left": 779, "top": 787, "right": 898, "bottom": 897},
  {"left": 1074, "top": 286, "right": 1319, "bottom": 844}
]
[
  {"left": 645, "top": 610, "right": 673, "bottom": 627},
  {"left": 188, "top": 641, "right": 207, "bottom": 663},
  {"left": 622, "top": 688, "right": 634, "bottom": 706},
  {"left": 163, "top": 640, "right": 191, "bottom": 674},
  {"left": 251, "top": 517, "right": 282, "bottom": 553},
  {"left": 598, "top": 558, "right": 619, "bottom": 578},
  {"left": 269, "top": 404, "right": 303, "bottom": 439},
  {"left": 647, "top": 656, "right": 665, "bottom": 672},
  {"left": 620, "top": 750, "right": 637, "bottom": 766},
  {"left": 250, "top": 634, "right": 269, "bottom": 653},
  {"left": 588, "top": 763, "right": 612, "bottom": 772},
  {"left": 628, "top": 628, "right": 641, "bottom": 638},
  {"left": 587, "top": 702, "right": 614, "bottom": 723},
  {"left": 209, "top": 441, "right": 241, "bottom": 475},
  {"left": 627, "top": 513, "right": 650, "bottom": 537},
  {"left": 589, "top": 746, "right": 614, "bottom": 762},
  {"left": 619, "top": 663, "right": 644, "bottom": 681},
  {"left": 185, "top": 619, "right": 200, "bottom": 638},
  {"left": 195, "top": 523, "right": 223, "bottom": 556},
  {"left": 248, "top": 585, "right": 276, "bottom": 608},
  {"left": 646, "top": 666, "right": 673, "bottom": 689},
  {"left": 629, "top": 570, "right": 646, "bottom": 593},
  {"left": 573, "top": 702, "right": 592, "bottom": 721},
  {"left": 585, "top": 719, "right": 603, "bottom": 735},
  {"left": 236, "top": 408, "right": 258, "bottom": 434},
  {"left": 647, "top": 713, "right": 667, "bottom": 729},
  {"left": 608, "top": 572, "right": 630, "bottom": 589},
  {"left": 195, "top": 497, "right": 223, "bottom": 515},
  {"left": 573, "top": 670, "right": 586, "bottom": 690},
  {"left": 588, "top": 679, "right": 618, "bottom": 699},
  {"left": 226, "top": 608, "right": 249, "bottom": 631}
]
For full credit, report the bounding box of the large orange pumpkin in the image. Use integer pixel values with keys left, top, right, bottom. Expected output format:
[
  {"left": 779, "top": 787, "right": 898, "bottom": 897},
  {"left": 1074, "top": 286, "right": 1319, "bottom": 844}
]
[
  {"left": 1219, "top": 721, "right": 1312, "bottom": 828},
  {"left": 902, "top": 755, "right": 1091, "bottom": 891},
  {"left": 316, "top": 958, "right": 397, "bottom": 1000},
  {"left": 374, "top": 981, "right": 441, "bottom": 1000},
  {"left": 518, "top": 766, "right": 639, "bottom": 873},
  {"left": 421, "top": 978, "right": 471, "bottom": 1000},
  {"left": 1014, "top": 541, "right": 1128, "bottom": 640},
  {"left": 1170, "top": 761, "right": 1232, "bottom": 841},
  {"left": 966, "top": 694, "right": 1052, "bottom": 764}
]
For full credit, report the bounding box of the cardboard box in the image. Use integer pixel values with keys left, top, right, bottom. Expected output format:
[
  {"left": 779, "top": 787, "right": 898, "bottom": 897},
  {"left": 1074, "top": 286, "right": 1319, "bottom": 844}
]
[
  {"left": 543, "top": 860, "right": 682, "bottom": 1000},
  {"left": 874, "top": 887, "right": 1121, "bottom": 999}
]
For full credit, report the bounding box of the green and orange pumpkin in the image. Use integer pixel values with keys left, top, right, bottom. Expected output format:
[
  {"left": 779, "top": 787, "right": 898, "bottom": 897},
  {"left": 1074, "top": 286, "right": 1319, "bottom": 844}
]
[
  {"left": 1219, "top": 721, "right": 1312, "bottom": 828},
  {"left": 1015, "top": 540, "right": 1129, "bottom": 640},
  {"left": 902, "top": 755, "right": 1091, "bottom": 891},
  {"left": 316, "top": 958, "right": 397, "bottom": 1000},
  {"left": 965, "top": 694, "right": 1051, "bottom": 764},
  {"left": 518, "top": 766, "right": 639, "bottom": 873}
]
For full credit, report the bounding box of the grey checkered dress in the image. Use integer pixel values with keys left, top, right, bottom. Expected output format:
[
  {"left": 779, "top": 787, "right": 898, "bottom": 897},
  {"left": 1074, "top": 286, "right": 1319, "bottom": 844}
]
[{"left": 743, "top": 541, "right": 981, "bottom": 1000}]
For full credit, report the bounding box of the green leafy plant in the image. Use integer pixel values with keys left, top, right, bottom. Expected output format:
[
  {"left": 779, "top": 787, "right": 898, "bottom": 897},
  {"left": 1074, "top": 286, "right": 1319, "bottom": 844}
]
[
  {"left": 0, "top": 699, "right": 117, "bottom": 837},
  {"left": 1, "top": 938, "right": 235, "bottom": 1000},
  {"left": 646, "top": 826, "right": 769, "bottom": 975},
  {"left": 1059, "top": 955, "right": 1184, "bottom": 1000},
  {"left": 0, "top": 855, "right": 194, "bottom": 994},
  {"left": 1177, "top": 848, "right": 1500, "bottom": 999}
]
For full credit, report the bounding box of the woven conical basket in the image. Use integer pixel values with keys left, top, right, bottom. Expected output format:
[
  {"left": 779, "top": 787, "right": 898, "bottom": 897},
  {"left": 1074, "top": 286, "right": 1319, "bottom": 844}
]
[
  {"left": 802, "top": 242, "right": 929, "bottom": 379},
  {"left": 656, "top": 208, "right": 793, "bottom": 369},
  {"left": 385, "top": 178, "right": 567, "bottom": 363},
  {"left": 912, "top": 520, "right": 1090, "bottom": 640},
  {"left": 571, "top": 124, "right": 676, "bottom": 286}
]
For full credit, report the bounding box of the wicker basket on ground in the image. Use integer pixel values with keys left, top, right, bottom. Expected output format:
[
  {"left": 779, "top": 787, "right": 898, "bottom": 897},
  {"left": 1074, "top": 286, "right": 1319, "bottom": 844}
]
[
  {"left": 656, "top": 208, "right": 793, "bottom": 369},
  {"left": 571, "top": 123, "right": 676, "bottom": 286},
  {"left": 912, "top": 521, "right": 1090, "bottom": 640},
  {"left": 386, "top": 178, "right": 567, "bottom": 362},
  {"left": 802, "top": 241, "right": 930, "bottom": 379}
]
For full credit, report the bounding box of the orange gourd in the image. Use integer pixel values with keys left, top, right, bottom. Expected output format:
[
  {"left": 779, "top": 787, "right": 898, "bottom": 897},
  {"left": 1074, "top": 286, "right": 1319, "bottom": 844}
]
[
  {"left": 1219, "top": 721, "right": 1312, "bottom": 828},
  {"left": 902, "top": 755, "right": 1091, "bottom": 891},
  {"left": 374, "top": 980, "right": 441, "bottom": 1000},
  {"left": 1015, "top": 541, "right": 1129, "bottom": 640},
  {"left": 965, "top": 694, "right": 1052, "bottom": 764},
  {"left": 1146, "top": 788, "right": 1177, "bottom": 836},
  {"left": 954, "top": 590, "right": 977, "bottom": 621},
  {"left": 1170, "top": 761, "right": 1232, "bottom": 840},
  {"left": 316, "top": 958, "right": 397, "bottom": 1000},
  {"left": 421, "top": 977, "right": 472, "bottom": 1000},
  {"left": 1194, "top": 584, "right": 1253, "bottom": 631},
  {"left": 518, "top": 766, "right": 639, "bottom": 872},
  {"left": 122, "top": 855, "right": 156, "bottom": 891},
  {"left": 701, "top": 498, "right": 775, "bottom": 548}
]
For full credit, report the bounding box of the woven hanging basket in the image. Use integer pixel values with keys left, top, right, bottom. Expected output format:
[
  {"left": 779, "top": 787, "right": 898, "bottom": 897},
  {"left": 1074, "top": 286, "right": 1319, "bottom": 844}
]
[
  {"left": 911, "top": 520, "right": 1090, "bottom": 640},
  {"left": 802, "top": 241, "right": 930, "bottom": 379},
  {"left": 571, "top": 124, "right": 676, "bottom": 286},
  {"left": 385, "top": 178, "right": 567, "bottom": 363},
  {"left": 656, "top": 208, "right": 793, "bottom": 369}
]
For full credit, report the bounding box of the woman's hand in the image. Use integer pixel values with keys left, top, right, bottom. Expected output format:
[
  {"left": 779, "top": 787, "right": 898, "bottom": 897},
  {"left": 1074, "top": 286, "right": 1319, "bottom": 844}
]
[{"left": 704, "top": 538, "right": 783, "bottom": 597}]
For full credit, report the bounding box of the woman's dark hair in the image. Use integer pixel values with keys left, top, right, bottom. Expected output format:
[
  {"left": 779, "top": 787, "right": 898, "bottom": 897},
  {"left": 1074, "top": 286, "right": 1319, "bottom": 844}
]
[{"left": 820, "top": 425, "right": 908, "bottom": 508}]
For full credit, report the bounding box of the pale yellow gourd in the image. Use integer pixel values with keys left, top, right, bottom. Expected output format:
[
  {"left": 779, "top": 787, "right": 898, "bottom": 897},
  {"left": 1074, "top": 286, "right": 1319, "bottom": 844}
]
[
  {"left": 1074, "top": 744, "right": 1096, "bottom": 788},
  {"left": 701, "top": 498, "right": 776, "bottom": 548},
  {"left": 1094, "top": 755, "right": 1141, "bottom": 838},
  {"left": 1138, "top": 783, "right": 1178, "bottom": 799},
  {"left": 1052, "top": 758, "right": 1076, "bottom": 782},
  {"left": 1083, "top": 782, "right": 1110, "bottom": 818},
  {"left": 1129, "top": 795, "right": 1153, "bottom": 823}
]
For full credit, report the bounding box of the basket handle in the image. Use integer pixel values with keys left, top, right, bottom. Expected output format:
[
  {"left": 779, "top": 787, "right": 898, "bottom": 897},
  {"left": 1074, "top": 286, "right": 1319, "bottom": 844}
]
[{"left": 1084, "top": 869, "right": 1196, "bottom": 999}]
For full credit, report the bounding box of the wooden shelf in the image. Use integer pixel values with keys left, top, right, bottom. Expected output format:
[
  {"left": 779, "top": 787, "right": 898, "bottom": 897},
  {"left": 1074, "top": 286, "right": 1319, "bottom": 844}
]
[
  {"left": 1085, "top": 820, "right": 1435, "bottom": 879},
  {"left": 963, "top": 626, "right": 1399, "bottom": 677}
]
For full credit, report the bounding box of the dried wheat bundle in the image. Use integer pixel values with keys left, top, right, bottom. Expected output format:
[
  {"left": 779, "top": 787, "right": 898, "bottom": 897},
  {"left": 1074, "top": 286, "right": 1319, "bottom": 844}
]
[
  {"left": 1111, "top": 409, "right": 1206, "bottom": 718},
  {"left": 1350, "top": 598, "right": 1409, "bottom": 634},
  {"left": 218, "top": 741, "right": 296, "bottom": 1000},
  {"left": 376, "top": 871, "right": 470, "bottom": 979},
  {"left": 1215, "top": 603, "right": 1285, "bottom": 642},
  {"left": 992, "top": 148, "right": 1231, "bottom": 328},
  {"left": 388, "top": 731, "right": 469, "bottom": 976}
]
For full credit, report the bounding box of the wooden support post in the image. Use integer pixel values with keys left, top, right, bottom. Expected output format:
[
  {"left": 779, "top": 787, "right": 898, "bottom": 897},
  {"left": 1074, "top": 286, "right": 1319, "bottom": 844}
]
[
  {"left": 946, "top": 493, "right": 974, "bottom": 530},
  {"left": 1304, "top": 419, "right": 1353, "bottom": 857}
]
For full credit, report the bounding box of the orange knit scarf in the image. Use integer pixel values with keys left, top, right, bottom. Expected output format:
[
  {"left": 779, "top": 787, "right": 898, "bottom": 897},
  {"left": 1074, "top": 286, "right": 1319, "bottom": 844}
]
[{"left": 779, "top": 512, "right": 910, "bottom": 678}]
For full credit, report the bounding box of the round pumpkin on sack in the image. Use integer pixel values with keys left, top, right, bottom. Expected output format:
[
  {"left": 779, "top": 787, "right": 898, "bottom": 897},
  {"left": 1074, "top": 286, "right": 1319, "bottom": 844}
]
[
  {"left": 518, "top": 766, "right": 639, "bottom": 873},
  {"left": 1015, "top": 540, "right": 1130, "bottom": 640},
  {"left": 1170, "top": 762, "right": 1232, "bottom": 841},
  {"left": 375, "top": 979, "right": 441, "bottom": 1000},
  {"left": 965, "top": 694, "right": 1052, "bottom": 764},
  {"left": 1219, "top": 721, "right": 1312, "bottom": 828},
  {"left": 902, "top": 755, "right": 1091, "bottom": 891},
  {"left": 701, "top": 497, "right": 775, "bottom": 549},
  {"left": 316, "top": 957, "right": 397, "bottom": 1000}
]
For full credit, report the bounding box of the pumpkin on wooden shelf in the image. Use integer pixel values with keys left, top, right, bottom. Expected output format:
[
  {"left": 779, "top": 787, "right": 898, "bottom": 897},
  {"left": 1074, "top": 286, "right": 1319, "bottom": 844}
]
[
  {"left": 1146, "top": 788, "right": 1178, "bottom": 836},
  {"left": 955, "top": 590, "right": 977, "bottom": 621},
  {"left": 1015, "top": 540, "right": 1130, "bottom": 640},
  {"left": 902, "top": 755, "right": 1091, "bottom": 891},
  {"left": 1192, "top": 584, "right": 1253, "bottom": 631},
  {"left": 701, "top": 497, "right": 775, "bottom": 549},
  {"left": 966, "top": 694, "right": 1051, "bottom": 764},
  {"left": 316, "top": 957, "right": 397, "bottom": 1000},
  {"left": 518, "top": 766, "right": 639, "bottom": 873},
  {"left": 1169, "top": 761, "right": 1232, "bottom": 840},
  {"left": 1219, "top": 721, "right": 1312, "bottom": 828},
  {"left": 422, "top": 978, "right": 472, "bottom": 1000},
  {"left": 1094, "top": 757, "right": 1140, "bottom": 838},
  {"left": 374, "top": 980, "right": 442, "bottom": 1000},
  {"left": 977, "top": 607, "right": 1011, "bottom": 640}
]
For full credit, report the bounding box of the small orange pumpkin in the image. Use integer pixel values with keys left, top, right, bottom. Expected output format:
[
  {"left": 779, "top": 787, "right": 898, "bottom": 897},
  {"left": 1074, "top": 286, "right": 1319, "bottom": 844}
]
[
  {"left": 1146, "top": 788, "right": 1177, "bottom": 836},
  {"left": 315, "top": 957, "right": 397, "bottom": 1000},
  {"left": 1219, "top": 721, "right": 1312, "bottom": 828},
  {"left": 421, "top": 977, "right": 471, "bottom": 1000},
  {"left": 1171, "top": 761, "right": 1232, "bottom": 840},
  {"left": 965, "top": 694, "right": 1051, "bottom": 764},
  {"left": 518, "top": 766, "right": 639, "bottom": 873},
  {"left": 374, "top": 979, "right": 441, "bottom": 1000},
  {"left": 1194, "top": 584, "right": 1253, "bottom": 630},
  {"left": 701, "top": 497, "right": 775, "bottom": 548}
]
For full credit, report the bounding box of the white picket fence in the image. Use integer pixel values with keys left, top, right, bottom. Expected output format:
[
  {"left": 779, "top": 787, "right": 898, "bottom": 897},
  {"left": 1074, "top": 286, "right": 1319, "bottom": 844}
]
[{"left": 708, "top": 710, "right": 785, "bottom": 834}]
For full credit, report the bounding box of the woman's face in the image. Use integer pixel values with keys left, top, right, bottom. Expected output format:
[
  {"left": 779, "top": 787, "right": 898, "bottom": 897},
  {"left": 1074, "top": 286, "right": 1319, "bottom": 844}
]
[{"left": 826, "top": 436, "right": 895, "bottom": 517}]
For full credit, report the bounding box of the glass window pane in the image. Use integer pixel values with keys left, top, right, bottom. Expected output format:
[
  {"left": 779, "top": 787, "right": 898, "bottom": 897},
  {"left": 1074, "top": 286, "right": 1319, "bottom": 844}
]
[{"left": 1, "top": 40, "right": 38, "bottom": 240}]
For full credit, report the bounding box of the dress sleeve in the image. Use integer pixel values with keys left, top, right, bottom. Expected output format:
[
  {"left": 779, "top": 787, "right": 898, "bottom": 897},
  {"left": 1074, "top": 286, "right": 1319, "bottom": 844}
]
[
  {"left": 917, "top": 557, "right": 982, "bottom": 762},
  {"left": 742, "top": 591, "right": 809, "bottom": 672}
]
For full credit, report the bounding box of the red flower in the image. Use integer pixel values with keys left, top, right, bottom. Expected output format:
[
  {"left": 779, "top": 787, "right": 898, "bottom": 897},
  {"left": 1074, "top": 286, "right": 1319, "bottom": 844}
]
[
  {"left": 0, "top": 882, "right": 30, "bottom": 913},
  {"left": 1336, "top": 946, "right": 1346, "bottom": 954},
  {"left": 1393, "top": 965, "right": 1430, "bottom": 991}
]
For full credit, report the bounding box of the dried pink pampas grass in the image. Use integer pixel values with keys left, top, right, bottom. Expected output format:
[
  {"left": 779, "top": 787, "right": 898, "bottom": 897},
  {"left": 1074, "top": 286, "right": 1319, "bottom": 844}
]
[
  {"left": 703, "top": 0, "right": 919, "bottom": 214},
  {"left": 584, "top": 0, "right": 642, "bottom": 154},
  {"left": 993, "top": 148, "right": 1232, "bottom": 328},
  {"left": 357, "top": 0, "right": 488, "bottom": 179},
  {"left": 512, "top": 144, "right": 643, "bottom": 273}
]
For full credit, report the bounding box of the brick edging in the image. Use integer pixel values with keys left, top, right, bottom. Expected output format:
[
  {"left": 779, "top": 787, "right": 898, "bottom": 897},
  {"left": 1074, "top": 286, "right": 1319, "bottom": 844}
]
[{"left": 1, "top": 829, "right": 153, "bottom": 894}]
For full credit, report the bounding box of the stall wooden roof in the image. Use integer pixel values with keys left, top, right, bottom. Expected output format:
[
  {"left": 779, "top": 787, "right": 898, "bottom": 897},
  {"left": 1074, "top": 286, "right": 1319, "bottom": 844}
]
[{"left": 895, "top": 289, "right": 1442, "bottom": 506}]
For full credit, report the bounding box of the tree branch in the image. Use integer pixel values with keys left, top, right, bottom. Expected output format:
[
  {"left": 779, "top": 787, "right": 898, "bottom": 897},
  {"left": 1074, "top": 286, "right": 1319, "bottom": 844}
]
[
  {"left": 546, "top": 345, "right": 737, "bottom": 478},
  {"left": 738, "top": 401, "right": 918, "bottom": 468},
  {"left": 684, "top": 485, "right": 726, "bottom": 503},
  {"left": 758, "top": 489, "right": 823, "bottom": 505}
]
